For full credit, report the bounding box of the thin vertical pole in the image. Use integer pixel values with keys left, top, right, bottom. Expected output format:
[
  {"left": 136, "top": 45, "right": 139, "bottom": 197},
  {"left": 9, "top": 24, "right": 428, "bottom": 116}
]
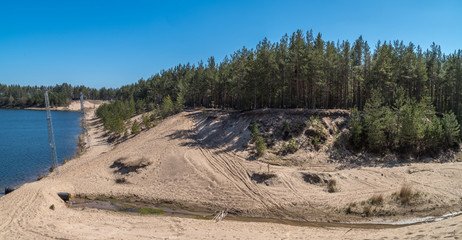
[
  {"left": 45, "top": 89, "right": 59, "bottom": 174},
  {"left": 80, "top": 92, "right": 90, "bottom": 147}
]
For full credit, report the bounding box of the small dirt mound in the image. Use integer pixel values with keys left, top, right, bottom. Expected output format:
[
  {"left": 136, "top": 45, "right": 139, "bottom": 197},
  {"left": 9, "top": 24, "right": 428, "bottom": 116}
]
[
  {"left": 110, "top": 157, "right": 151, "bottom": 175},
  {"left": 250, "top": 173, "right": 276, "bottom": 184}
]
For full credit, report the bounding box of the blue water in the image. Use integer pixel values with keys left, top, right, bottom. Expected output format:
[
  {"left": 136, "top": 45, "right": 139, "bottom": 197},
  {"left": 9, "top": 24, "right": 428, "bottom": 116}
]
[{"left": 0, "top": 109, "right": 82, "bottom": 192}]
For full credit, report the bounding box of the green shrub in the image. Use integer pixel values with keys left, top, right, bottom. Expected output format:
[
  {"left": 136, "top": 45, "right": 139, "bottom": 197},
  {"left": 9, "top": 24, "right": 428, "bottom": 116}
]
[
  {"left": 306, "top": 116, "right": 326, "bottom": 140},
  {"left": 142, "top": 114, "right": 151, "bottom": 130},
  {"left": 287, "top": 137, "right": 299, "bottom": 153},
  {"left": 131, "top": 120, "right": 140, "bottom": 135},
  {"left": 313, "top": 135, "right": 320, "bottom": 149},
  {"left": 255, "top": 136, "right": 266, "bottom": 156},
  {"left": 283, "top": 121, "right": 291, "bottom": 132},
  {"left": 123, "top": 128, "right": 129, "bottom": 139},
  {"left": 250, "top": 122, "right": 260, "bottom": 142}
]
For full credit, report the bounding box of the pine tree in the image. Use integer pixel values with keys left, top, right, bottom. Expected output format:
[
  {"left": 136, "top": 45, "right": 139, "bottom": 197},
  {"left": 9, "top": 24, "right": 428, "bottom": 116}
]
[
  {"left": 132, "top": 120, "right": 140, "bottom": 135},
  {"left": 142, "top": 114, "right": 151, "bottom": 130},
  {"left": 442, "top": 111, "right": 460, "bottom": 147},
  {"left": 363, "top": 90, "right": 386, "bottom": 152},
  {"left": 161, "top": 95, "right": 175, "bottom": 117},
  {"left": 349, "top": 107, "right": 363, "bottom": 149},
  {"left": 175, "top": 92, "right": 185, "bottom": 113}
]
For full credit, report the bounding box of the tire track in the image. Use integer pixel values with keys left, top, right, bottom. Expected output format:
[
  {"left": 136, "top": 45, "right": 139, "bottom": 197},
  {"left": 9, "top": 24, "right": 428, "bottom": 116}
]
[{"left": 199, "top": 148, "right": 286, "bottom": 215}]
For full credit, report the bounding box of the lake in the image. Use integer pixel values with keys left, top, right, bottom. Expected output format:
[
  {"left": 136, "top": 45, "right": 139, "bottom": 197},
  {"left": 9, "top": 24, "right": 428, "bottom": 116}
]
[{"left": 0, "top": 109, "right": 82, "bottom": 193}]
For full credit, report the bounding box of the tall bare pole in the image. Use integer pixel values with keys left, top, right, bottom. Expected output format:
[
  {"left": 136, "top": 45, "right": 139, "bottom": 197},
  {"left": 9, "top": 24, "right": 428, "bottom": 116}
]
[
  {"left": 80, "top": 92, "right": 90, "bottom": 147},
  {"left": 44, "top": 89, "right": 59, "bottom": 174}
]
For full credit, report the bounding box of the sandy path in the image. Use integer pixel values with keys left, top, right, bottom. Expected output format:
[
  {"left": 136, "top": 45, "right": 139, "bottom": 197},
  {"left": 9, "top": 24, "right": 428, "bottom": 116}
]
[{"left": 1, "top": 107, "right": 462, "bottom": 239}]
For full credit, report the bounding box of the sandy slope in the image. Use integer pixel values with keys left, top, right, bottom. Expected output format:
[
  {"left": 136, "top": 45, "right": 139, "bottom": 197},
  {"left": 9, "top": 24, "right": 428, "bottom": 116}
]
[
  {"left": 25, "top": 100, "right": 106, "bottom": 112},
  {"left": 1, "top": 107, "right": 462, "bottom": 239}
]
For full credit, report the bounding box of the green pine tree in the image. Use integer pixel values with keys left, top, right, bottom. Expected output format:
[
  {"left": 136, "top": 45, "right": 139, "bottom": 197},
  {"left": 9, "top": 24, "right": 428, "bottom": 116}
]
[
  {"left": 143, "top": 114, "right": 151, "bottom": 130},
  {"left": 363, "top": 90, "right": 386, "bottom": 152},
  {"left": 132, "top": 120, "right": 140, "bottom": 135},
  {"left": 349, "top": 107, "right": 363, "bottom": 149},
  {"left": 161, "top": 95, "right": 175, "bottom": 118},
  {"left": 442, "top": 111, "right": 460, "bottom": 147}
]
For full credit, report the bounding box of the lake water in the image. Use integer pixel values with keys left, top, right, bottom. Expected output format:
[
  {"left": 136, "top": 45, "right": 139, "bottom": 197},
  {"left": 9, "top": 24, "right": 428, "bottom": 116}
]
[{"left": 0, "top": 109, "right": 82, "bottom": 193}]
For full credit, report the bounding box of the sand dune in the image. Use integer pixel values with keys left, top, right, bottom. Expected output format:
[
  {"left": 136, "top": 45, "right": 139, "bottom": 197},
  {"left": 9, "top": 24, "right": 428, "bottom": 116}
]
[{"left": 1, "top": 106, "right": 462, "bottom": 239}]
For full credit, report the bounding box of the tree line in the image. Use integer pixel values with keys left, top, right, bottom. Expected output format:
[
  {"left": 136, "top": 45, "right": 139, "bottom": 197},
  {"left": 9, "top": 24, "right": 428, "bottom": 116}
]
[
  {"left": 98, "top": 30, "right": 461, "bottom": 114},
  {"left": 0, "top": 83, "right": 118, "bottom": 108},
  {"left": 3, "top": 30, "right": 461, "bottom": 114}
]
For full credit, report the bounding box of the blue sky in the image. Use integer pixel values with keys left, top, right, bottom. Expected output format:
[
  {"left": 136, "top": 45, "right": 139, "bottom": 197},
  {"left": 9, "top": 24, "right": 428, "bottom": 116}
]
[{"left": 0, "top": 0, "right": 461, "bottom": 89}]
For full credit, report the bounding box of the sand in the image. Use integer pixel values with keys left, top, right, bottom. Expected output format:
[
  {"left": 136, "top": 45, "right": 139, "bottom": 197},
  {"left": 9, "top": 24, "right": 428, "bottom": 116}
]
[
  {"left": 25, "top": 100, "right": 106, "bottom": 112},
  {"left": 1, "top": 106, "right": 462, "bottom": 239}
]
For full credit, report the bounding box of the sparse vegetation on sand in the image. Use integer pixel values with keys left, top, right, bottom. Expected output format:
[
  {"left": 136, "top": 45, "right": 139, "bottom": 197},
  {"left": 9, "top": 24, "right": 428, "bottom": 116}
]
[
  {"left": 282, "top": 137, "right": 299, "bottom": 154},
  {"left": 138, "top": 208, "right": 164, "bottom": 215},
  {"left": 115, "top": 177, "right": 128, "bottom": 184},
  {"left": 327, "top": 179, "right": 338, "bottom": 193},
  {"left": 369, "top": 194, "right": 384, "bottom": 205},
  {"left": 398, "top": 184, "right": 413, "bottom": 205}
]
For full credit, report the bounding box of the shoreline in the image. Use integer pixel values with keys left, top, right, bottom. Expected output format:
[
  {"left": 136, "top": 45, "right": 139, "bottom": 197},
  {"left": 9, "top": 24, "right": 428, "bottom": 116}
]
[
  {"left": 1, "top": 107, "right": 85, "bottom": 195},
  {"left": 1, "top": 99, "right": 106, "bottom": 112},
  {"left": 0, "top": 106, "right": 79, "bottom": 112},
  {"left": 1, "top": 100, "right": 102, "bottom": 194}
]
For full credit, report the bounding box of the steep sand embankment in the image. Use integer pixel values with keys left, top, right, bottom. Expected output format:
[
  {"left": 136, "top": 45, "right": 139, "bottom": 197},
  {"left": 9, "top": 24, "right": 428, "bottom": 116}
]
[{"left": 1, "top": 107, "right": 462, "bottom": 239}]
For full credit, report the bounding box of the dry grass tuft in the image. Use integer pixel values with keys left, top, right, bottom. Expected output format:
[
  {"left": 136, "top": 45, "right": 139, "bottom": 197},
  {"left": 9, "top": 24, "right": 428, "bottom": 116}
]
[
  {"left": 363, "top": 205, "right": 371, "bottom": 217},
  {"left": 327, "top": 179, "right": 338, "bottom": 193},
  {"left": 399, "top": 184, "right": 412, "bottom": 205},
  {"left": 370, "top": 194, "right": 384, "bottom": 205}
]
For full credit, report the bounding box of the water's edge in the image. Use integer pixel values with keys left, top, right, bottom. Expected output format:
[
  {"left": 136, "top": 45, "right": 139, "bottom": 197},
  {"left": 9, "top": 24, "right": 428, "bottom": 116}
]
[
  {"left": 1, "top": 109, "right": 83, "bottom": 194},
  {"left": 69, "top": 198, "right": 462, "bottom": 229}
]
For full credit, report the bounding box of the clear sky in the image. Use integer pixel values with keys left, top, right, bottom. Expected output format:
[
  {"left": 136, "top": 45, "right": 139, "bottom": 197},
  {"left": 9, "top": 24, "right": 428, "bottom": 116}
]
[{"left": 0, "top": 0, "right": 461, "bottom": 89}]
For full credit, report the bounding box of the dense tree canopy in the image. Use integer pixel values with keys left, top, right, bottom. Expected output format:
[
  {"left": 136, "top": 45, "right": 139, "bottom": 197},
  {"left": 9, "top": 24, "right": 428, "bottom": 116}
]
[
  {"left": 0, "top": 83, "right": 116, "bottom": 108},
  {"left": 95, "top": 30, "right": 461, "bottom": 116}
]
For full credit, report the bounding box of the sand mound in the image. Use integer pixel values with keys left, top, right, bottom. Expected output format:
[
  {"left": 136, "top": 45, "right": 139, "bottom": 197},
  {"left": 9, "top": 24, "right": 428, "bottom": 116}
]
[{"left": 2, "top": 108, "right": 462, "bottom": 239}]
